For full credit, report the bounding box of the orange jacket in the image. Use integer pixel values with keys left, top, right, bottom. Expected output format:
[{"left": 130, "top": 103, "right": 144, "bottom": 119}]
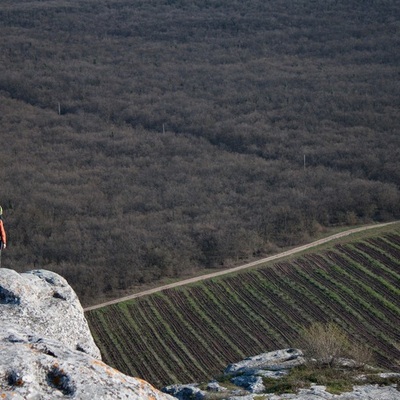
[{"left": 0, "top": 220, "right": 6, "bottom": 246}]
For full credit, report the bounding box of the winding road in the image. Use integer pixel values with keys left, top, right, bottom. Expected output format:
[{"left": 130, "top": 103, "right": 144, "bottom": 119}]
[{"left": 84, "top": 221, "right": 398, "bottom": 312}]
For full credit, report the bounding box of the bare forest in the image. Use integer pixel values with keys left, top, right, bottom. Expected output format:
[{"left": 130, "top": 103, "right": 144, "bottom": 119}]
[{"left": 1, "top": 0, "right": 399, "bottom": 305}]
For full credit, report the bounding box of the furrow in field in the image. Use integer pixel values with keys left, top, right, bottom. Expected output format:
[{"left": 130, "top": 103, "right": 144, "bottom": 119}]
[
  {"left": 354, "top": 241, "right": 400, "bottom": 283},
  {"left": 114, "top": 303, "right": 180, "bottom": 385},
  {"left": 189, "top": 285, "right": 259, "bottom": 355},
  {"left": 128, "top": 298, "right": 198, "bottom": 384},
  {"left": 180, "top": 286, "right": 246, "bottom": 360},
  {"left": 258, "top": 264, "right": 333, "bottom": 324},
  {"left": 148, "top": 293, "right": 219, "bottom": 379},
  {"left": 309, "top": 254, "right": 400, "bottom": 340},
  {"left": 306, "top": 262, "right": 390, "bottom": 327},
  {"left": 86, "top": 311, "right": 134, "bottom": 374},
  {"left": 121, "top": 301, "right": 182, "bottom": 386},
  {"left": 214, "top": 278, "right": 286, "bottom": 349},
  {"left": 325, "top": 250, "right": 400, "bottom": 303},
  {"left": 323, "top": 251, "right": 400, "bottom": 318},
  {"left": 275, "top": 261, "right": 397, "bottom": 367},
  {"left": 165, "top": 288, "right": 241, "bottom": 364},
  {"left": 205, "top": 277, "right": 289, "bottom": 348},
  {"left": 245, "top": 268, "right": 318, "bottom": 327},
  {"left": 294, "top": 259, "right": 400, "bottom": 366},
  {"left": 100, "top": 306, "right": 152, "bottom": 378},
  {"left": 226, "top": 272, "right": 306, "bottom": 344},
  {"left": 200, "top": 281, "right": 267, "bottom": 353},
  {"left": 116, "top": 303, "right": 176, "bottom": 385},
  {"left": 367, "top": 235, "right": 400, "bottom": 260},
  {"left": 384, "top": 233, "right": 400, "bottom": 248},
  {"left": 336, "top": 244, "right": 400, "bottom": 289}
]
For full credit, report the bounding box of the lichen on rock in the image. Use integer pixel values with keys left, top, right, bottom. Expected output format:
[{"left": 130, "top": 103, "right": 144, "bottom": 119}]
[{"left": 0, "top": 268, "right": 174, "bottom": 400}]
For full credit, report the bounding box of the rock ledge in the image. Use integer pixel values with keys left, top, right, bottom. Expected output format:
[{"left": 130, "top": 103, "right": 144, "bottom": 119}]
[{"left": 0, "top": 268, "right": 173, "bottom": 400}]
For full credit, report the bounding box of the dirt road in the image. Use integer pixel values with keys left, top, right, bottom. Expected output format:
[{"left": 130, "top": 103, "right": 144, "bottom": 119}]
[{"left": 84, "top": 221, "right": 397, "bottom": 312}]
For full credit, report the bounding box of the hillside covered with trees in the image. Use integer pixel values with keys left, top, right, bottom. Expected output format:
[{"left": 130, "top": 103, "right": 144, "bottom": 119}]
[{"left": 1, "top": 0, "right": 399, "bottom": 305}]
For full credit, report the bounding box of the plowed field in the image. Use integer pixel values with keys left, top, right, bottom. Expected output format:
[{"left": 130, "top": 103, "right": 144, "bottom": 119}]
[{"left": 86, "top": 225, "right": 400, "bottom": 388}]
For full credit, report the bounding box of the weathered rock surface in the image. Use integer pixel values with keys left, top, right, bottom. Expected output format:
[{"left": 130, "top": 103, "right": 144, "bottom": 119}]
[
  {"left": 163, "top": 348, "right": 400, "bottom": 400},
  {"left": 164, "top": 384, "right": 207, "bottom": 399},
  {"left": 271, "top": 384, "right": 400, "bottom": 399},
  {"left": 0, "top": 268, "right": 100, "bottom": 358},
  {"left": 225, "top": 348, "right": 305, "bottom": 376},
  {"left": 165, "top": 379, "right": 400, "bottom": 400},
  {"left": 0, "top": 268, "right": 174, "bottom": 400}
]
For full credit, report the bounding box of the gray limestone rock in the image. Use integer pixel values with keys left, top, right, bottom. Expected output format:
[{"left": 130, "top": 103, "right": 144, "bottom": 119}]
[
  {"left": 231, "top": 375, "right": 265, "bottom": 393},
  {"left": 206, "top": 380, "right": 227, "bottom": 392},
  {"left": 0, "top": 268, "right": 174, "bottom": 400},
  {"left": 0, "top": 268, "right": 100, "bottom": 358},
  {"left": 163, "top": 383, "right": 206, "bottom": 399},
  {"left": 273, "top": 384, "right": 400, "bottom": 399},
  {"left": 225, "top": 384, "right": 400, "bottom": 399},
  {"left": 225, "top": 348, "right": 305, "bottom": 376}
]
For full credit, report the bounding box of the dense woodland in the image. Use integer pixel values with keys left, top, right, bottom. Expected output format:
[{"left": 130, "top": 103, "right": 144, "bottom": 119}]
[{"left": 1, "top": 0, "right": 399, "bottom": 305}]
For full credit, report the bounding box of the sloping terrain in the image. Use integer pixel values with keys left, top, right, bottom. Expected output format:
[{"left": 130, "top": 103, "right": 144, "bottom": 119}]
[
  {"left": 86, "top": 223, "right": 400, "bottom": 387},
  {"left": 84, "top": 222, "right": 396, "bottom": 311},
  {"left": 1, "top": 0, "right": 400, "bottom": 305}
]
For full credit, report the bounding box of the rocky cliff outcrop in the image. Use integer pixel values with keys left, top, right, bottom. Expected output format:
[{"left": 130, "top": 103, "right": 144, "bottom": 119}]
[{"left": 0, "top": 268, "right": 174, "bottom": 400}]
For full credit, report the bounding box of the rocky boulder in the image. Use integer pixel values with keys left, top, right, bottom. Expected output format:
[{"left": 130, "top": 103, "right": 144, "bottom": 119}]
[
  {"left": 225, "top": 348, "right": 305, "bottom": 376},
  {"left": 0, "top": 268, "right": 174, "bottom": 400}
]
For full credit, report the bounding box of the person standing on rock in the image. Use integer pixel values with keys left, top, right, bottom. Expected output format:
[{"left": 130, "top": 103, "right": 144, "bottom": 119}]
[{"left": 0, "top": 206, "right": 7, "bottom": 267}]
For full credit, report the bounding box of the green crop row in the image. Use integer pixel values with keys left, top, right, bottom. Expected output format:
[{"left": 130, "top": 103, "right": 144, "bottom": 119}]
[{"left": 87, "top": 229, "right": 400, "bottom": 388}]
